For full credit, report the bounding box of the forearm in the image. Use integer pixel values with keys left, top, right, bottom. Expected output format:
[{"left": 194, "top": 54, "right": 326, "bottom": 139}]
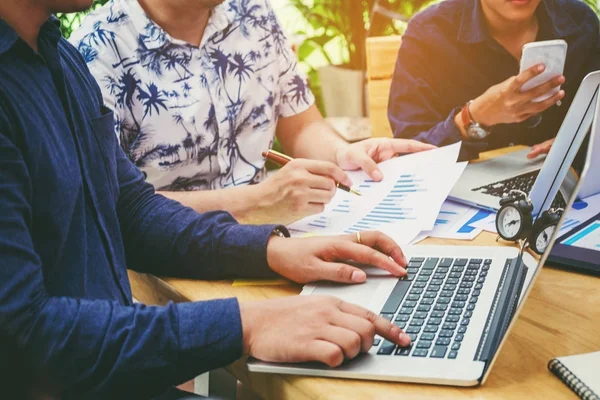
[
  {"left": 283, "top": 119, "right": 348, "bottom": 162},
  {"left": 157, "top": 185, "right": 263, "bottom": 223},
  {"left": 277, "top": 105, "right": 348, "bottom": 163},
  {"left": 9, "top": 290, "right": 244, "bottom": 397},
  {"left": 116, "top": 149, "right": 281, "bottom": 279}
]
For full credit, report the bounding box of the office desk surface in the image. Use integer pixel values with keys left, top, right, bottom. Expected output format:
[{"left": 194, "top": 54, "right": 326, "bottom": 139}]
[{"left": 128, "top": 147, "right": 600, "bottom": 400}]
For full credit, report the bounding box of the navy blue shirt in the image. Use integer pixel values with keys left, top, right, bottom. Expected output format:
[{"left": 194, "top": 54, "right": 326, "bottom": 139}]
[
  {"left": 0, "top": 17, "right": 283, "bottom": 398},
  {"left": 389, "top": 0, "right": 600, "bottom": 160}
]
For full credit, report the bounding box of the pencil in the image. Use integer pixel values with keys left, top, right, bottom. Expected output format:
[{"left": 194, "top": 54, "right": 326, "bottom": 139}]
[{"left": 262, "top": 149, "right": 362, "bottom": 196}]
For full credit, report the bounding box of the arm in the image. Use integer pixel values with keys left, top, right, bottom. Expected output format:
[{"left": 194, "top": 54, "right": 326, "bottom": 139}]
[
  {"left": 155, "top": 185, "right": 272, "bottom": 224},
  {"left": 277, "top": 104, "right": 347, "bottom": 163},
  {"left": 114, "top": 137, "right": 283, "bottom": 279},
  {"left": 0, "top": 130, "right": 248, "bottom": 396},
  {"left": 388, "top": 24, "right": 470, "bottom": 153}
]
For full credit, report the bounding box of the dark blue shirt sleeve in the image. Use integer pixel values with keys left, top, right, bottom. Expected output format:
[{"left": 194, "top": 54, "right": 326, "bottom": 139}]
[
  {"left": 388, "top": 23, "right": 483, "bottom": 160},
  {"left": 114, "top": 136, "right": 282, "bottom": 280},
  {"left": 0, "top": 124, "right": 271, "bottom": 396}
]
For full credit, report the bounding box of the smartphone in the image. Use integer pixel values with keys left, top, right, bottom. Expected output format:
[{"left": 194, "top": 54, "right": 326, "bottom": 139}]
[{"left": 519, "top": 39, "right": 568, "bottom": 102}]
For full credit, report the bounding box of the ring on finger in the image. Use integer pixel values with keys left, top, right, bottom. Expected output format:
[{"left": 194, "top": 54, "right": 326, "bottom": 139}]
[{"left": 356, "top": 231, "right": 362, "bottom": 245}]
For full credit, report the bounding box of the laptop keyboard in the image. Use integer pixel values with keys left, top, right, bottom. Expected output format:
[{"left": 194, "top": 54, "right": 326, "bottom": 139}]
[
  {"left": 374, "top": 257, "right": 490, "bottom": 359},
  {"left": 471, "top": 170, "right": 566, "bottom": 209}
]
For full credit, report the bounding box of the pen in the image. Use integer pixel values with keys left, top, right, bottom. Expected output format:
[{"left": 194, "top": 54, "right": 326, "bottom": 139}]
[{"left": 262, "top": 149, "right": 362, "bottom": 196}]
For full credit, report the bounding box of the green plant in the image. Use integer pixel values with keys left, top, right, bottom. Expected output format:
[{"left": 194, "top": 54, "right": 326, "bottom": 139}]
[
  {"left": 56, "top": 0, "right": 109, "bottom": 39},
  {"left": 291, "top": 0, "right": 433, "bottom": 71},
  {"left": 583, "top": 0, "right": 599, "bottom": 15}
]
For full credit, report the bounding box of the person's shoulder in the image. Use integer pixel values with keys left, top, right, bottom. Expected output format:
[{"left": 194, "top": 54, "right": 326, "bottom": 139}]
[
  {"left": 553, "top": 0, "right": 599, "bottom": 33},
  {"left": 68, "top": 0, "right": 127, "bottom": 46},
  {"left": 406, "top": 0, "right": 465, "bottom": 41}
]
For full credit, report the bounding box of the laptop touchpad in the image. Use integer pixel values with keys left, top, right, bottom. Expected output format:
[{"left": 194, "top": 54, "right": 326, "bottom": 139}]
[{"left": 310, "top": 276, "right": 396, "bottom": 312}]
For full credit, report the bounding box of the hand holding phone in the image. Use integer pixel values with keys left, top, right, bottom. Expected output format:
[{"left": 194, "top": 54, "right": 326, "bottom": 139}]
[{"left": 519, "top": 39, "right": 568, "bottom": 102}]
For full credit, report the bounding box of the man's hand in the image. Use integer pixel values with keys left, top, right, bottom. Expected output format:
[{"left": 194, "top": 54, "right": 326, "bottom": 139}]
[
  {"left": 267, "top": 231, "right": 407, "bottom": 284},
  {"left": 239, "top": 296, "right": 412, "bottom": 366},
  {"left": 527, "top": 138, "right": 555, "bottom": 159},
  {"left": 335, "top": 138, "right": 436, "bottom": 181},
  {"left": 249, "top": 159, "right": 351, "bottom": 225},
  {"left": 469, "top": 64, "right": 565, "bottom": 127}
]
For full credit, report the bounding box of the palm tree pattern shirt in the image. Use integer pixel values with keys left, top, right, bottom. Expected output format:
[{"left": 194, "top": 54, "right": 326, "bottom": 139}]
[{"left": 70, "top": 0, "right": 315, "bottom": 191}]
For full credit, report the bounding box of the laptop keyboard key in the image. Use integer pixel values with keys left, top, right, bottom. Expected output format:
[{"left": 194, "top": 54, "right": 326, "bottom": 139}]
[
  {"left": 380, "top": 313, "right": 393, "bottom": 321},
  {"left": 377, "top": 340, "right": 396, "bottom": 355},
  {"left": 448, "top": 350, "right": 458, "bottom": 359},
  {"left": 455, "top": 334, "right": 464, "bottom": 342},
  {"left": 412, "top": 349, "right": 428, "bottom": 357},
  {"left": 406, "top": 326, "right": 421, "bottom": 334},
  {"left": 430, "top": 346, "right": 448, "bottom": 358},
  {"left": 422, "top": 258, "right": 439, "bottom": 269},
  {"left": 414, "top": 311, "right": 428, "bottom": 319},
  {"left": 442, "top": 322, "right": 457, "bottom": 331},
  {"left": 395, "top": 321, "right": 406, "bottom": 329},
  {"left": 458, "top": 326, "right": 467, "bottom": 334},
  {"left": 427, "top": 317, "right": 442, "bottom": 326},
  {"left": 410, "top": 319, "right": 425, "bottom": 327},
  {"left": 395, "top": 346, "right": 412, "bottom": 356},
  {"left": 454, "top": 259, "right": 468, "bottom": 267},
  {"left": 436, "top": 337, "right": 450, "bottom": 346},
  {"left": 431, "top": 310, "right": 444, "bottom": 318},
  {"left": 446, "top": 315, "right": 460, "bottom": 323},
  {"left": 372, "top": 338, "right": 381, "bottom": 346},
  {"left": 421, "top": 333, "right": 435, "bottom": 341},
  {"left": 399, "top": 307, "right": 414, "bottom": 315},
  {"left": 380, "top": 280, "right": 411, "bottom": 314},
  {"left": 452, "top": 342, "right": 461, "bottom": 351},
  {"left": 439, "top": 330, "right": 454, "bottom": 338},
  {"left": 417, "top": 340, "right": 432, "bottom": 349},
  {"left": 417, "top": 304, "right": 431, "bottom": 312},
  {"left": 439, "top": 258, "right": 454, "bottom": 267},
  {"left": 395, "top": 314, "right": 410, "bottom": 322},
  {"left": 424, "top": 325, "right": 438, "bottom": 333}
]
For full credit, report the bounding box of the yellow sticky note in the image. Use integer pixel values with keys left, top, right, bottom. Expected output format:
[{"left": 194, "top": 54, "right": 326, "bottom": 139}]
[{"left": 232, "top": 279, "right": 290, "bottom": 287}]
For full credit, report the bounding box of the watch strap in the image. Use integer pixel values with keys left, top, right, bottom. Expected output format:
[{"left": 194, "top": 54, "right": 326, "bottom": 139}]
[{"left": 461, "top": 101, "right": 472, "bottom": 129}]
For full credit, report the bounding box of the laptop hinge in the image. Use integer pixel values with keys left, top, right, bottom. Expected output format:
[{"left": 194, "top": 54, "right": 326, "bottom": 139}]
[{"left": 475, "top": 254, "right": 528, "bottom": 364}]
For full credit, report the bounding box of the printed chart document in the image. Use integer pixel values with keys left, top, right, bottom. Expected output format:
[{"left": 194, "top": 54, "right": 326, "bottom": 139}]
[{"left": 288, "top": 143, "right": 466, "bottom": 243}]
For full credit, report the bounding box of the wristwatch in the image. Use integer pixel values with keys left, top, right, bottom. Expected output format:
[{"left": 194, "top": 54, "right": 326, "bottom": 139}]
[
  {"left": 270, "top": 228, "right": 288, "bottom": 238},
  {"left": 461, "top": 100, "right": 491, "bottom": 140}
]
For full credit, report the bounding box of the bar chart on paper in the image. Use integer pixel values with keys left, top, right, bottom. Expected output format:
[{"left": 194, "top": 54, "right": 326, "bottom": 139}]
[
  {"left": 345, "top": 175, "right": 423, "bottom": 233},
  {"left": 563, "top": 221, "right": 600, "bottom": 250}
]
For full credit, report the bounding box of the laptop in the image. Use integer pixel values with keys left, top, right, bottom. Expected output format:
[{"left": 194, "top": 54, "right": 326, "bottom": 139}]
[
  {"left": 246, "top": 106, "right": 597, "bottom": 388},
  {"left": 449, "top": 71, "right": 600, "bottom": 213}
]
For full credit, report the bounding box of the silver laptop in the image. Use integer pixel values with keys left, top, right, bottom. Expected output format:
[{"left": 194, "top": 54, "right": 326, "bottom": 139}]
[
  {"left": 449, "top": 71, "right": 600, "bottom": 213},
  {"left": 246, "top": 102, "right": 598, "bottom": 388}
]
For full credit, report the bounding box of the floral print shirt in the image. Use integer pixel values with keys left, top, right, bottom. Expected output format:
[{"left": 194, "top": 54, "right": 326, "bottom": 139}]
[{"left": 71, "top": 0, "right": 314, "bottom": 190}]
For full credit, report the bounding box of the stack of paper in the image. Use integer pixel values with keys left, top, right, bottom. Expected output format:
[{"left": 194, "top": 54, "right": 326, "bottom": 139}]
[{"left": 288, "top": 143, "right": 467, "bottom": 244}]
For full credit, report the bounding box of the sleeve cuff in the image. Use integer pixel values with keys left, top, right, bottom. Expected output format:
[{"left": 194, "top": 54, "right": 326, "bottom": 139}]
[
  {"left": 441, "top": 107, "right": 488, "bottom": 161},
  {"left": 219, "top": 224, "right": 289, "bottom": 278},
  {"left": 175, "top": 298, "right": 243, "bottom": 375}
]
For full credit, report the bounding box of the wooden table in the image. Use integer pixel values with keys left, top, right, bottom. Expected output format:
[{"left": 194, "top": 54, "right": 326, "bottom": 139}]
[{"left": 128, "top": 147, "right": 600, "bottom": 400}]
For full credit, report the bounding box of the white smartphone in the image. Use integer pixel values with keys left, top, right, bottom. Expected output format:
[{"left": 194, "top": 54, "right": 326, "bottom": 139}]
[{"left": 519, "top": 39, "right": 568, "bottom": 102}]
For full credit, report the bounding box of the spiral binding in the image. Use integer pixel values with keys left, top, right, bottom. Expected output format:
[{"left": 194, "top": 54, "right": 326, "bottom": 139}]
[{"left": 548, "top": 358, "right": 599, "bottom": 400}]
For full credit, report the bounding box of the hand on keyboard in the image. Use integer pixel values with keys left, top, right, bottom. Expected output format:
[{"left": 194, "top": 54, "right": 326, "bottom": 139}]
[
  {"left": 240, "top": 295, "right": 412, "bottom": 367},
  {"left": 267, "top": 231, "right": 407, "bottom": 284}
]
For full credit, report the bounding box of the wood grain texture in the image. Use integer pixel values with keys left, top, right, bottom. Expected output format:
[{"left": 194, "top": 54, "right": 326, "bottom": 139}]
[
  {"left": 366, "top": 36, "right": 402, "bottom": 139},
  {"left": 128, "top": 145, "right": 600, "bottom": 399}
]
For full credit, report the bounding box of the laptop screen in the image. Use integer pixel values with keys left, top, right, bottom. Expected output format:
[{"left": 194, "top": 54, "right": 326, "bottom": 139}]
[{"left": 483, "top": 112, "right": 597, "bottom": 382}]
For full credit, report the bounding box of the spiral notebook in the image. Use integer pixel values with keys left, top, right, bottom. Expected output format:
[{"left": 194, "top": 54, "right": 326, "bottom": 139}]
[{"left": 548, "top": 351, "right": 600, "bottom": 400}]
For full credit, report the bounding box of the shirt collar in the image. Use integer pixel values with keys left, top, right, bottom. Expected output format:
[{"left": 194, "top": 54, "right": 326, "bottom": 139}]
[
  {"left": 0, "top": 19, "right": 21, "bottom": 55},
  {"left": 0, "top": 16, "right": 61, "bottom": 55},
  {"left": 126, "top": 0, "right": 233, "bottom": 50},
  {"left": 457, "top": 0, "right": 581, "bottom": 44}
]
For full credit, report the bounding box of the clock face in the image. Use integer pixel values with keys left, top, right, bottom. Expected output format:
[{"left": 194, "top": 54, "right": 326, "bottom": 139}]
[
  {"left": 535, "top": 225, "right": 556, "bottom": 254},
  {"left": 498, "top": 206, "right": 523, "bottom": 240}
]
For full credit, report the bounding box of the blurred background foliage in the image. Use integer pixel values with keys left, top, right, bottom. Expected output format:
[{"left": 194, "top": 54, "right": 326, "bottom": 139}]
[{"left": 58, "top": 0, "right": 600, "bottom": 115}]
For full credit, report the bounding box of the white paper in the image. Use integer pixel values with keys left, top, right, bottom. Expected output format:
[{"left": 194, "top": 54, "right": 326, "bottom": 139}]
[
  {"left": 470, "top": 213, "right": 498, "bottom": 234},
  {"left": 415, "top": 200, "right": 492, "bottom": 241},
  {"left": 288, "top": 143, "right": 466, "bottom": 238}
]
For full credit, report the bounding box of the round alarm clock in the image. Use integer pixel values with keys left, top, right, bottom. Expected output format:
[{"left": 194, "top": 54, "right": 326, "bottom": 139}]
[
  {"left": 496, "top": 190, "right": 534, "bottom": 242},
  {"left": 528, "top": 208, "right": 564, "bottom": 255}
]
